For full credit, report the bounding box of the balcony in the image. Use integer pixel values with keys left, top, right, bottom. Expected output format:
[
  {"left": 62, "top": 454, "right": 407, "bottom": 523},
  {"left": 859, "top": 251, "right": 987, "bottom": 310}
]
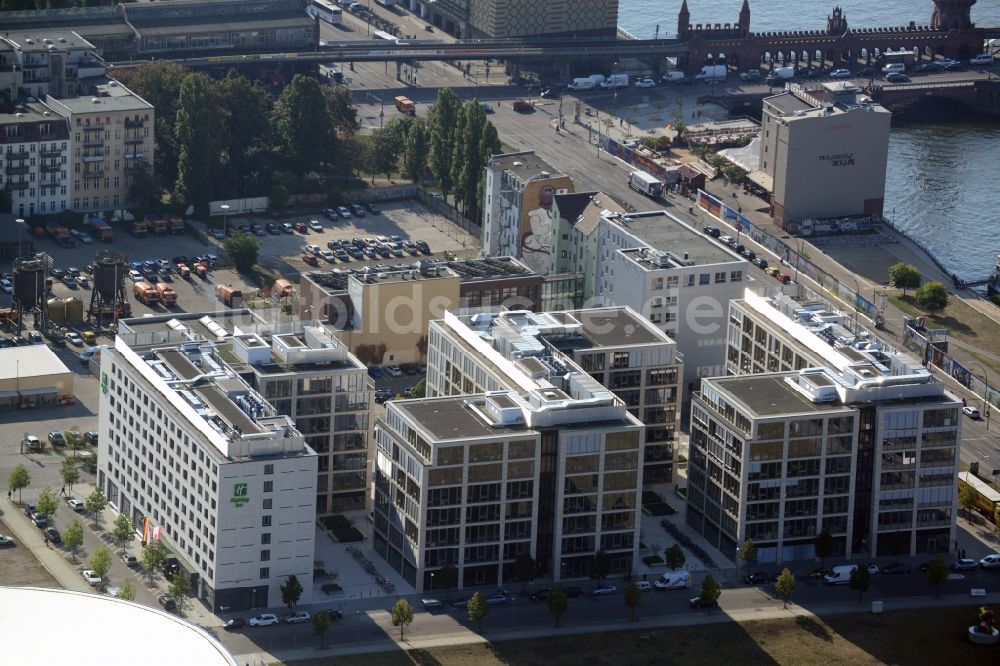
[
  {"left": 5, "top": 165, "right": 29, "bottom": 175},
  {"left": 39, "top": 149, "right": 62, "bottom": 158},
  {"left": 124, "top": 118, "right": 145, "bottom": 128},
  {"left": 82, "top": 170, "right": 104, "bottom": 180},
  {"left": 82, "top": 139, "right": 104, "bottom": 148},
  {"left": 40, "top": 162, "right": 62, "bottom": 172},
  {"left": 124, "top": 136, "right": 142, "bottom": 145},
  {"left": 83, "top": 154, "right": 105, "bottom": 163},
  {"left": 7, "top": 151, "right": 29, "bottom": 161},
  {"left": 8, "top": 181, "right": 29, "bottom": 191}
]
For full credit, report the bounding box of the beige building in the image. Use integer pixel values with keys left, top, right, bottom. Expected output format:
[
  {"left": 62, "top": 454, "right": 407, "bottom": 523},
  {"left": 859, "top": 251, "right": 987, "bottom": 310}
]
[
  {"left": 0, "top": 345, "right": 73, "bottom": 410},
  {"left": 411, "top": 0, "right": 618, "bottom": 38},
  {"left": 45, "top": 77, "right": 154, "bottom": 213},
  {"left": 757, "top": 82, "right": 891, "bottom": 228}
]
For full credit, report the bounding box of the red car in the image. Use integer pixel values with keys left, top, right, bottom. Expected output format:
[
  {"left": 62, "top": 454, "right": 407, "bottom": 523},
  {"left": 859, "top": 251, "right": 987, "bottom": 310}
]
[
  {"left": 776, "top": 273, "right": 791, "bottom": 284},
  {"left": 302, "top": 254, "right": 319, "bottom": 266},
  {"left": 293, "top": 221, "right": 308, "bottom": 233}
]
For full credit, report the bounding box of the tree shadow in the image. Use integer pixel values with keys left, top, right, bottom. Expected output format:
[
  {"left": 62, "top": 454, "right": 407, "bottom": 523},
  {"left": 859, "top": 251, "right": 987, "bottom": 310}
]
[{"left": 794, "top": 616, "right": 833, "bottom": 643}]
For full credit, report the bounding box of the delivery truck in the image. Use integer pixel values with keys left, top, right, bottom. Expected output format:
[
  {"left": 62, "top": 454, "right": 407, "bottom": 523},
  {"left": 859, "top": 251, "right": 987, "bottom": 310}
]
[
  {"left": 132, "top": 281, "right": 160, "bottom": 305},
  {"left": 155, "top": 282, "right": 177, "bottom": 306},
  {"left": 766, "top": 67, "right": 796, "bottom": 83},
  {"left": 216, "top": 284, "right": 243, "bottom": 307},
  {"left": 694, "top": 65, "right": 727, "bottom": 82},
  {"left": 568, "top": 74, "right": 606, "bottom": 90},
  {"left": 628, "top": 171, "right": 664, "bottom": 197},
  {"left": 600, "top": 73, "right": 629, "bottom": 89},
  {"left": 394, "top": 96, "right": 415, "bottom": 115}
]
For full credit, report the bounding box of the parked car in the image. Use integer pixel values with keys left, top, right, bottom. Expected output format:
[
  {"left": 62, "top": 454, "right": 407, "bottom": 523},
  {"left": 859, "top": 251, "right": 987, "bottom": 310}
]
[
  {"left": 308, "top": 219, "right": 323, "bottom": 232},
  {"left": 30, "top": 512, "right": 47, "bottom": 527},
  {"left": 980, "top": 554, "right": 1000, "bottom": 569},
  {"left": 565, "top": 586, "right": 584, "bottom": 598},
  {"left": 0, "top": 535, "right": 14, "bottom": 547},
  {"left": 591, "top": 585, "right": 617, "bottom": 596},
  {"left": 305, "top": 244, "right": 321, "bottom": 255},
  {"left": 319, "top": 250, "right": 336, "bottom": 263},
  {"left": 512, "top": 98, "right": 533, "bottom": 112},
  {"left": 753, "top": 257, "right": 769, "bottom": 270},
  {"left": 421, "top": 598, "right": 443, "bottom": 610},
  {"left": 323, "top": 208, "right": 339, "bottom": 220},
  {"left": 302, "top": 254, "right": 319, "bottom": 266},
  {"left": 952, "top": 558, "right": 978, "bottom": 571},
  {"left": 319, "top": 609, "right": 343, "bottom": 621},
  {"left": 963, "top": 406, "right": 981, "bottom": 418},
  {"left": 249, "top": 613, "right": 280, "bottom": 627},
  {"left": 829, "top": 68, "right": 852, "bottom": 78},
  {"left": 384, "top": 365, "right": 403, "bottom": 377},
  {"left": 689, "top": 595, "right": 718, "bottom": 609},
  {"left": 776, "top": 273, "right": 791, "bottom": 284},
  {"left": 122, "top": 553, "right": 139, "bottom": 567},
  {"left": 67, "top": 498, "right": 85, "bottom": 512},
  {"left": 351, "top": 204, "right": 366, "bottom": 217},
  {"left": 367, "top": 366, "right": 383, "bottom": 378},
  {"left": 158, "top": 594, "right": 177, "bottom": 612},
  {"left": 743, "top": 572, "right": 769, "bottom": 585},
  {"left": 283, "top": 611, "right": 311, "bottom": 624},
  {"left": 365, "top": 202, "right": 378, "bottom": 214},
  {"left": 84, "top": 431, "right": 99, "bottom": 445},
  {"left": 881, "top": 563, "right": 911, "bottom": 575},
  {"left": 293, "top": 221, "right": 308, "bottom": 233},
  {"left": 282, "top": 223, "right": 294, "bottom": 234},
  {"left": 0, "top": 279, "right": 11, "bottom": 293},
  {"left": 452, "top": 598, "right": 469, "bottom": 609},
  {"left": 416, "top": 240, "right": 431, "bottom": 254},
  {"left": 48, "top": 431, "right": 66, "bottom": 447},
  {"left": 485, "top": 593, "right": 509, "bottom": 605},
  {"left": 703, "top": 226, "right": 721, "bottom": 238},
  {"left": 82, "top": 570, "right": 103, "bottom": 586},
  {"left": 337, "top": 206, "right": 352, "bottom": 219},
  {"left": 885, "top": 72, "right": 909, "bottom": 83},
  {"left": 634, "top": 77, "right": 656, "bottom": 88},
  {"left": 223, "top": 618, "right": 246, "bottom": 631},
  {"left": 65, "top": 332, "right": 83, "bottom": 346},
  {"left": 45, "top": 527, "right": 61, "bottom": 544},
  {"left": 530, "top": 587, "right": 551, "bottom": 601}
]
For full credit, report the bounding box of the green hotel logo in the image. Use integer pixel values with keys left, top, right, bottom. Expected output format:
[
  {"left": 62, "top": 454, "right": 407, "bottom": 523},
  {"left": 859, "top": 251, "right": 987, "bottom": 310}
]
[{"left": 231, "top": 482, "right": 249, "bottom": 508}]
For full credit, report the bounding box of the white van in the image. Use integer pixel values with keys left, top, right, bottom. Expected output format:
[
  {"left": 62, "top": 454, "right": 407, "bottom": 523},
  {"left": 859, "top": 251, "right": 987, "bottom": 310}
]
[
  {"left": 823, "top": 564, "right": 857, "bottom": 585},
  {"left": 881, "top": 63, "right": 906, "bottom": 74},
  {"left": 635, "top": 581, "right": 652, "bottom": 592},
  {"left": 654, "top": 571, "right": 691, "bottom": 590},
  {"left": 970, "top": 54, "right": 995, "bottom": 66}
]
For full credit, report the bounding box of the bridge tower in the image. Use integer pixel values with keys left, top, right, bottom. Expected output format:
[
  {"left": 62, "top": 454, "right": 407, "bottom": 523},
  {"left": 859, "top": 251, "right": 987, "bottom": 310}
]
[
  {"left": 677, "top": 0, "right": 690, "bottom": 39},
  {"left": 931, "top": 0, "right": 976, "bottom": 30},
  {"left": 738, "top": 0, "right": 751, "bottom": 36},
  {"left": 826, "top": 6, "right": 848, "bottom": 34}
]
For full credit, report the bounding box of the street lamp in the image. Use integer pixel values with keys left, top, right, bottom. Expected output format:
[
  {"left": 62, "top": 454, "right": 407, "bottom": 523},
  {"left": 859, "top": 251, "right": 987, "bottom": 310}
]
[
  {"left": 15, "top": 217, "right": 25, "bottom": 259},
  {"left": 367, "top": 93, "right": 384, "bottom": 130},
  {"left": 612, "top": 61, "right": 619, "bottom": 118},
  {"left": 967, "top": 361, "right": 992, "bottom": 431},
  {"left": 220, "top": 204, "right": 230, "bottom": 239}
]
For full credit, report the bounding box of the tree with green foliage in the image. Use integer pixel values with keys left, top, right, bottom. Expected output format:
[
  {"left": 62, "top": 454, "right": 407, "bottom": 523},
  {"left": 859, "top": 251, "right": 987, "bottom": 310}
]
[
  {"left": 85, "top": 488, "right": 107, "bottom": 528},
  {"left": 8, "top": 464, "right": 30, "bottom": 502},
  {"left": 775, "top": 568, "right": 796, "bottom": 609},
  {"left": 114, "top": 61, "right": 190, "bottom": 189},
  {"left": 90, "top": 545, "right": 112, "bottom": 581},
  {"left": 404, "top": 116, "right": 430, "bottom": 184},
  {"left": 35, "top": 487, "right": 58, "bottom": 521},
  {"left": 142, "top": 541, "right": 168, "bottom": 583},
  {"left": 429, "top": 88, "right": 461, "bottom": 198},
  {"left": 64, "top": 427, "right": 83, "bottom": 454},
  {"left": 664, "top": 544, "right": 686, "bottom": 571},
  {"left": 174, "top": 72, "right": 221, "bottom": 216},
  {"left": 699, "top": 574, "right": 721, "bottom": 613},
  {"left": 391, "top": 598, "right": 414, "bottom": 639},
  {"left": 959, "top": 483, "right": 978, "bottom": 518},
  {"left": 273, "top": 75, "right": 332, "bottom": 174},
  {"left": 408, "top": 378, "right": 427, "bottom": 399},
  {"left": 116, "top": 580, "right": 137, "bottom": 601},
  {"left": 475, "top": 120, "right": 501, "bottom": 221},
  {"left": 813, "top": 530, "right": 835, "bottom": 568},
  {"left": 63, "top": 519, "right": 84, "bottom": 563},
  {"left": 515, "top": 552, "right": 536, "bottom": 593},
  {"left": 467, "top": 591, "right": 489, "bottom": 632},
  {"left": 128, "top": 158, "right": 157, "bottom": 210},
  {"left": 216, "top": 72, "right": 272, "bottom": 187},
  {"left": 223, "top": 233, "right": 261, "bottom": 274},
  {"left": 112, "top": 513, "right": 135, "bottom": 555},
  {"left": 849, "top": 565, "right": 870, "bottom": 603},
  {"left": 313, "top": 610, "right": 332, "bottom": 647},
  {"left": 915, "top": 281, "right": 949, "bottom": 312},
  {"left": 60, "top": 458, "right": 80, "bottom": 495},
  {"left": 169, "top": 567, "right": 191, "bottom": 609},
  {"left": 437, "top": 563, "right": 458, "bottom": 600},
  {"left": 365, "top": 126, "right": 402, "bottom": 182},
  {"left": 547, "top": 585, "right": 568, "bottom": 627},
  {"left": 624, "top": 581, "right": 642, "bottom": 621},
  {"left": 280, "top": 574, "right": 303, "bottom": 611},
  {"left": 888, "top": 262, "right": 921, "bottom": 295},
  {"left": 323, "top": 83, "right": 360, "bottom": 136},
  {"left": 738, "top": 539, "right": 758, "bottom": 577},
  {"left": 590, "top": 550, "right": 611, "bottom": 583},
  {"left": 927, "top": 556, "right": 947, "bottom": 597}
]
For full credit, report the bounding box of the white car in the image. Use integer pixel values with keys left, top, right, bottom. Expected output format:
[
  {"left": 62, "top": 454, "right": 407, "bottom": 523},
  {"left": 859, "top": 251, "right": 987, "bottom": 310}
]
[
  {"left": 337, "top": 206, "right": 352, "bottom": 219},
  {"left": 305, "top": 244, "right": 321, "bottom": 255},
  {"left": 128, "top": 270, "right": 143, "bottom": 282},
  {"left": 308, "top": 219, "right": 323, "bottom": 232},
  {"left": 248, "top": 613, "right": 280, "bottom": 627},
  {"left": 963, "top": 406, "right": 981, "bottom": 419},
  {"left": 319, "top": 250, "right": 336, "bottom": 263},
  {"left": 65, "top": 332, "right": 84, "bottom": 346},
  {"left": 81, "top": 570, "right": 102, "bottom": 586},
  {"left": 980, "top": 554, "right": 1000, "bottom": 569},
  {"left": 76, "top": 276, "right": 89, "bottom": 289},
  {"left": 78, "top": 234, "right": 93, "bottom": 244},
  {"left": 933, "top": 58, "right": 958, "bottom": 68},
  {"left": 829, "top": 69, "right": 852, "bottom": 78},
  {"left": 384, "top": 365, "right": 403, "bottom": 377},
  {"left": 66, "top": 498, "right": 85, "bottom": 512},
  {"left": 0, "top": 535, "right": 14, "bottom": 547},
  {"left": 0, "top": 279, "right": 11, "bottom": 293},
  {"left": 283, "top": 611, "right": 311, "bottom": 624},
  {"left": 634, "top": 77, "right": 656, "bottom": 88}
]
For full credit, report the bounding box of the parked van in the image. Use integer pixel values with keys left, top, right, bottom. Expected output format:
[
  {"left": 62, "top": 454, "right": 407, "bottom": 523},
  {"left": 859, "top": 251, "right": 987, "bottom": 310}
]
[
  {"left": 970, "top": 53, "right": 995, "bottom": 66},
  {"left": 654, "top": 571, "right": 691, "bottom": 590},
  {"left": 661, "top": 71, "right": 686, "bottom": 83},
  {"left": 823, "top": 565, "right": 857, "bottom": 585},
  {"left": 568, "top": 78, "right": 597, "bottom": 91},
  {"left": 881, "top": 63, "right": 906, "bottom": 74},
  {"left": 600, "top": 73, "right": 629, "bottom": 89},
  {"left": 635, "top": 581, "right": 652, "bottom": 592}
]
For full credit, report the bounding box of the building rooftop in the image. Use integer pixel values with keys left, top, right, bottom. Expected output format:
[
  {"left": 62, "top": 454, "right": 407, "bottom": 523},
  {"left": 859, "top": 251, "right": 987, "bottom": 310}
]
[
  {"left": 710, "top": 374, "right": 853, "bottom": 417},
  {"left": 0, "top": 100, "right": 68, "bottom": 132},
  {"left": 488, "top": 150, "right": 563, "bottom": 183},
  {"left": 765, "top": 83, "right": 889, "bottom": 119},
  {"left": 118, "top": 310, "right": 257, "bottom": 346},
  {"left": 304, "top": 257, "right": 534, "bottom": 295},
  {"left": 0, "top": 345, "right": 71, "bottom": 381},
  {"left": 565, "top": 308, "right": 669, "bottom": 348},
  {"left": 611, "top": 211, "right": 745, "bottom": 268},
  {"left": 0, "top": 30, "right": 94, "bottom": 52},
  {"left": 46, "top": 77, "right": 152, "bottom": 114},
  {"left": 559, "top": 191, "right": 626, "bottom": 237},
  {"left": 395, "top": 396, "right": 529, "bottom": 441}
]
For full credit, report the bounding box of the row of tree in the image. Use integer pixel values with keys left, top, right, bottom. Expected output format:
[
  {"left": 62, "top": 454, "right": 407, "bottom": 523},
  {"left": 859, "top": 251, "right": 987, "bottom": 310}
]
[{"left": 364, "top": 89, "right": 500, "bottom": 223}]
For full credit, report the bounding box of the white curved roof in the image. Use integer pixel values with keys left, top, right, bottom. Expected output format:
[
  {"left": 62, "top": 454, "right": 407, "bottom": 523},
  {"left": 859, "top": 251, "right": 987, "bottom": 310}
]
[{"left": 0, "top": 587, "right": 237, "bottom": 666}]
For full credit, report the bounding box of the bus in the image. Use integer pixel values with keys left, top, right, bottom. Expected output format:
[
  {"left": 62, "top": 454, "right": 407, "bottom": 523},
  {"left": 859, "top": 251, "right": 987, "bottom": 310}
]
[
  {"left": 372, "top": 30, "right": 398, "bottom": 42},
  {"left": 307, "top": 0, "right": 343, "bottom": 25}
]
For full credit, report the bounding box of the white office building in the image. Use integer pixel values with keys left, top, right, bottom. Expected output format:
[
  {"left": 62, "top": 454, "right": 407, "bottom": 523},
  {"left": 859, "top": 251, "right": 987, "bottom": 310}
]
[{"left": 98, "top": 323, "right": 318, "bottom": 612}]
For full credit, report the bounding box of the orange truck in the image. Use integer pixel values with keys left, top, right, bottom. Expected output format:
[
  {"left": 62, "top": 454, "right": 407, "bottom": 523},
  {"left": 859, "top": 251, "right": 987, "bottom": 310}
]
[
  {"left": 168, "top": 216, "right": 185, "bottom": 234},
  {"left": 273, "top": 279, "right": 294, "bottom": 298},
  {"left": 147, "top": 215, "right": 168, "bottom": 236},
  {"left": 155, "top": 282, "right": 177, "bottom": 306},
  {"left": 88, "top": 219, "right": 113, "bottom": 242},
  {"left": 394, "top": 95, "right": 415, "bottom": 115},
  {"left": 46, "top": 222, "right": 69, "bottom": 243},
  {"left": 132, "top": 281, "right": 160, "bottom": 304},
  {"left": 131, "top": 218, "right": 149, "bottom": 238},
  {"left": 216, "top": 284, "right": 243, "bottom": 307}
]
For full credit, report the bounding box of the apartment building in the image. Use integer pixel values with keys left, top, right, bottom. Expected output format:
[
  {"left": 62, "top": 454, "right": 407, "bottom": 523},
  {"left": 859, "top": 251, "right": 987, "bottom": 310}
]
[
  {"left": 298, "top": 258, "right": 540, "bottom": 365},
  {"left": 98, "top": 324, "right": 318, "bottom": 613},
  {"left": 551, "top": 191, "right": 625, "bottom": 301},
  {"left": 409, "top": 0, "right": 618, "bottom": 38},
  {"left": 117, "top": 311, "right": 372, "bottom": 516},
  {"left": 426, "top": 307, "right": 682, "bottom": 485},
  {"left": 481, "top": 151, "right": 574, "bottom": 275},
  {"left": 758, "top": 82, "right": 891, "bottom": 227},
  {"left": 45, "top": 77, "right": 154, "bottom": 213},
  {"left": 0, "top": 30, "right": 106, "bottom": 101},
  {"left": 0, "top": 102, "right": 70, "bottom": 219},
  {"left": 688, "top": 364, "right": 960, "bottom": 565},
  {"left": 374, "top": 387, "right": 644, "bottom": 592},
  {"left": 597, "top": 210, "right": 748, "bottom": 396}
]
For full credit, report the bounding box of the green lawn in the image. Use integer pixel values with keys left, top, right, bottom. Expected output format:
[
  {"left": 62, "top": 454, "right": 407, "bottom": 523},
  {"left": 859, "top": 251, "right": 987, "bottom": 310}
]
[{"left": 290, "top": 605, "right": 995, "bottom": 666}]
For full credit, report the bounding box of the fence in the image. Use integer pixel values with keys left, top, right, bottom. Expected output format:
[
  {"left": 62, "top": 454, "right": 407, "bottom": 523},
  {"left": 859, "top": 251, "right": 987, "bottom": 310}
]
[{"left": 414, "top": 190, "right": 480, "bottom": 236}]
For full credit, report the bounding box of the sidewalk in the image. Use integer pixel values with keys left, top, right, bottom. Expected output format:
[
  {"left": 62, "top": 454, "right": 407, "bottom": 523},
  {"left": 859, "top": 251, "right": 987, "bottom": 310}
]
[{"left": 2, "top": 496, "right": 90, "bottom": 593}]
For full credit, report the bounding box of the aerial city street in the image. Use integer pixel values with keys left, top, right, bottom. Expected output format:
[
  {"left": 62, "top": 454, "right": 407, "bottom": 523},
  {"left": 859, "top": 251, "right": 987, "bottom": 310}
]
[{"left": 1, "top": 0, "right": 999, "bottom": 664}]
